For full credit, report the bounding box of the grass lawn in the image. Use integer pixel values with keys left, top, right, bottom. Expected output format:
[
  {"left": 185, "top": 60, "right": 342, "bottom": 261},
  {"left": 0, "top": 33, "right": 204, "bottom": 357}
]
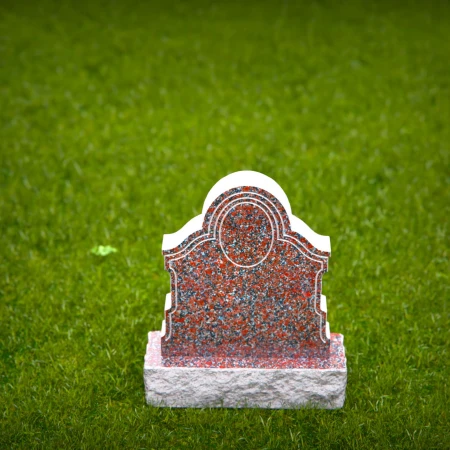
[{"left": 1, "top": 0, "right": 449, "bottom": 448}]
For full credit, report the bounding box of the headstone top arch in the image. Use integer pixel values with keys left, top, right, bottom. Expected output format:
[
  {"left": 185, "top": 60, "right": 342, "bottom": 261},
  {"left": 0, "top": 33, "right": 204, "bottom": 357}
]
[{"left": 162, "top": 171, "right": 331, "bottom": 254}]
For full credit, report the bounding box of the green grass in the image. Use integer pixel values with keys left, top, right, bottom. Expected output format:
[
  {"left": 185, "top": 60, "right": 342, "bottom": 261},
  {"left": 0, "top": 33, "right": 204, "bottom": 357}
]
[{"left": 1, "top": 0, "right": 449, "bottom": 448}]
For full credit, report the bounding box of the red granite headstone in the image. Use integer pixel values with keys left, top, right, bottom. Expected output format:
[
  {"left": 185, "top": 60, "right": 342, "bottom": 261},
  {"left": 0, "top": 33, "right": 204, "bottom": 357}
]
[{"left": 144, "top": 171, "right": 347, "bottom": 408}]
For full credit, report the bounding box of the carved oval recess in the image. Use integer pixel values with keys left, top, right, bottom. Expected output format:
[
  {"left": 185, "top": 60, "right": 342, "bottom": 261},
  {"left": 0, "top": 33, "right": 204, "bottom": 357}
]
[{"left": 219, "top": 202, "right": 274, "bottom": 268}]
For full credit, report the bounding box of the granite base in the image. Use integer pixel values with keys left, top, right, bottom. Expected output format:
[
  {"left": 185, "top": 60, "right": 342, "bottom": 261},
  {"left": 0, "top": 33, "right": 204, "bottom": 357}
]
[{"left": 144, "top": 331, "right": 347, "bottom": 409}]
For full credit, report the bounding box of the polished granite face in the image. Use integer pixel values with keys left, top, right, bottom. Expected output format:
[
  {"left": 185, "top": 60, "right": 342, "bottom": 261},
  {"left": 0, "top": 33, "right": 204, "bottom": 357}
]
[
  {"left": 148, "top": 331, "right": 346, "bottom": 370},
  {"left": 161, "top": 186, "right": 331, "bottom": 361}
]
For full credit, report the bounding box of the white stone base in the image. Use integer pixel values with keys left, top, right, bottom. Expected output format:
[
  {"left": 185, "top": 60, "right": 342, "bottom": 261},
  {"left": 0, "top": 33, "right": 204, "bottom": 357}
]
[{"left": 144, "top": 332, "right": 347, "bottom": 409}]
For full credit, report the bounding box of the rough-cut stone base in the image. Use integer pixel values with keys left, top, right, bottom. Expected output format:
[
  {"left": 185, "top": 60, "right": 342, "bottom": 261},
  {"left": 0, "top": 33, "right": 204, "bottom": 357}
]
[{"left": 144, "top": 332, "right": 347, "bottom": 409}]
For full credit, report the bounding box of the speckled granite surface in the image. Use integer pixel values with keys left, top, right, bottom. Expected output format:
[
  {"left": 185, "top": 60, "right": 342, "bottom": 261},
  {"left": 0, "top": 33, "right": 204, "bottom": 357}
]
[
  {"left": 162, "top": 187, "right": 330, "bottom": 360},
  {"left": 148, "top": 331, "right": 346, "bottom": 370}
]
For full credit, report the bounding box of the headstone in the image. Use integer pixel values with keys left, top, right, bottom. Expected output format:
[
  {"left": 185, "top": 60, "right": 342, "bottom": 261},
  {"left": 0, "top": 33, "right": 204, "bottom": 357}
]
[{"left": 144, "top": 171, "right": 347, "bottom": 408}]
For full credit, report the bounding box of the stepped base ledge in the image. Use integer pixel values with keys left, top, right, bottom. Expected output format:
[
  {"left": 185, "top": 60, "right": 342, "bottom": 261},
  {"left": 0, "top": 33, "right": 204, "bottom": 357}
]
[{"left": 144, "top": 331, "right": 347, "bottom": 409}]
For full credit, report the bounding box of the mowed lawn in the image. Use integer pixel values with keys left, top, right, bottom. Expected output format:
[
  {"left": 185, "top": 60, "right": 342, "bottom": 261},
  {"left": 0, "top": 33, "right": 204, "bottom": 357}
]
[{"left": 1, "top": 0, "right": 449, "bottom": 448}]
